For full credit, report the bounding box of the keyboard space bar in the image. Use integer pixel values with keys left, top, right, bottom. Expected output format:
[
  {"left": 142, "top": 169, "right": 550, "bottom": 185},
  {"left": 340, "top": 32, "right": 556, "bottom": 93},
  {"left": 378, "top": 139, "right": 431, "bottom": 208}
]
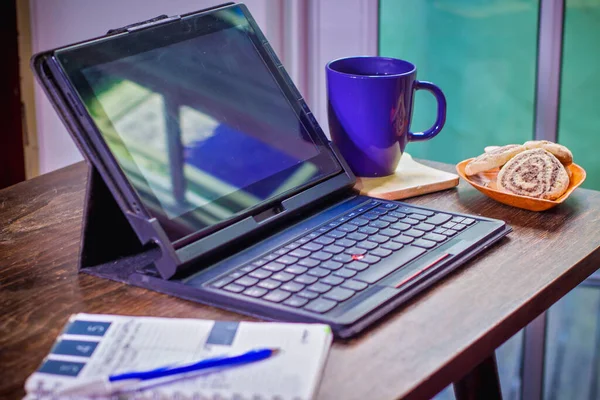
[{"left": 354, "top": 246, "right": 426, "bottom": 284}]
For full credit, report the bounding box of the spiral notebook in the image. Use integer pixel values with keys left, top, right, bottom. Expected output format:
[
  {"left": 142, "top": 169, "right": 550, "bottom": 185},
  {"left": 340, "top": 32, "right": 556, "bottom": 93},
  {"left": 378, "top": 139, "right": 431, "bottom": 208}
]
[{"left": 24, "top": 313, "right": 333, "bottom": 399}]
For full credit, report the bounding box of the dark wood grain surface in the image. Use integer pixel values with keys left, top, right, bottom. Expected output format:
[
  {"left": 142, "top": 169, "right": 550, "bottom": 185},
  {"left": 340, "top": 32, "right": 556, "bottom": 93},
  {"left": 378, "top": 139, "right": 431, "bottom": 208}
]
[{"left": 1, "top": 161, "right": 599, "bottom": 400}]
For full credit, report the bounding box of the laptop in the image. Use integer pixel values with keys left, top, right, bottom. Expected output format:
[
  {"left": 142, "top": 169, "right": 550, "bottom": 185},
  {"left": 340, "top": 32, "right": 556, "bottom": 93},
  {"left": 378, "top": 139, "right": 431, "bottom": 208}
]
[{"left": 32, "top": 2, "right": 510, "bottom": 338}]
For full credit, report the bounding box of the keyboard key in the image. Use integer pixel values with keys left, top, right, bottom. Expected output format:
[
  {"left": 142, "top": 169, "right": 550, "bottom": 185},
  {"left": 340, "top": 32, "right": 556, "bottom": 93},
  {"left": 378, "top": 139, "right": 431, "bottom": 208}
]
[
  {"left": 333, "top": 268, "right": 357, "bottom": 278},
  {"left": 427, "top": 213, "right": 452, "bottom": 225},
  {"left": 283, "top": 296, "right": 309, "bottom": 308},
  {"left": 371, "top": 248, "right": 392, "bottom": 258},
  {"left": 263, "top": 289, "right": 291, "bottom": 303},
  {"left": 347, "top": 232, "right": 368, "bottom": 241},
  {"left": 311, "top": 251, "right": 333, "bottom": 261},
  {"left": 304, "top": 298, "right": 337, "bottom": 314},
  {"left": 302, "top": 242, "right": 323, "bottom": 251},
  {"left": 412, "top": 209, "right": 434, "bottom": 217},
  {"left": 349, "top": 217, "right": 369, "bottom": 227},
  {"left": 414, "top": 223, "right": 435, "bottom": 232},
  {"left": 382, "top": 202, "right": 398, "bottom": 210},
  {"left": 316, "top": 227, "right": 330, "bottom": 234},
  {"left": 403, "top": 217, "right": 420, "bottom": 225},
  {"left": 451, "top": 217, "right": 465, "bottom": 224},
  {"left": 294, "top": 274, "right": 318, "bottom": 285},
  {"left": 355, "top": 246, "right": 426, "bottom": 284},
  {"left": 307, "top": 267, "right": 330, "bottom": 278},
  {"left": 285, "top": 265, "right": 308, "bottom": 275},
  {"left": 423, "top": 233, "right": 447, "bottom": 243},
  {"left": 371, "top": 207, "right": 388, "bottom": 215},
  {"left": 358, "top": 226, "right": 378, "bottom": 235},
  {"left": 307, "top": 282, "right": 332, "bottom": 294},
  {"left": 297, "top": 289, "right": 319, "bottom": 300},
  {"left": 235, "top": 276, "right": 258, "bottom": 287},
  {"left": 251, "top": 259, "right": 269, "bottom": 267},
  {"left": 249, "top": 269, "right": 272, "bottom": 279},
  {"left": 369, "top": 235, "right": 389, "bottom": 244},
  {"left": 347, "top": 261, "right": 369, "bottom": 271},
  {"left": 321, "top": 260, "right": 343, "bottom": 270},
  {"left": 263, "top": 253, "right": 279, "bottom": 261},
  {"left": 342, "top": 280, "right": 368, "bottom": 291},
  {"left": 274, "top": 248, "right": 290, "bottom": 256},
  {"left": 442, "top": 222, "right": 456, "bottom": 229},
  {"left": 284, "top": 242, "right": 301, "bottom": 250},
  {"left": 243, "top": 286, "right": 267, "bottom": 298},
  {"left": 271, "top": 272, "right": 295, "bottom": 282},
  {"left": 321, "top": 275, "right": 344, "bottom": 286},
  {"left": 453, "top": 223, "right": 467, "bottom": 231},
  {"left": 361, "top": 255, "right": 381, "bottom": 264},
  {"left": 257, "top": 279, "right": 281, "bottom": 290},
  {"left": 358, "top": 241, "right": 379, "bottom": 251},
  {"left": 380, "top": 228, "right": 401, "bottom": 237},
  {"left": 281, "top": 281, "right": 305, "bottom": 293},
  {"left": 463, "top": 218, "right": 475, "bottom": 225},
  {"left": 323, "top": 287, "right": 355, "bottom": 302},
  {"left": 289, "top": 249, "right": 310, "bottom": 258},
  {"left": 306, "top": 232, "right": 321, "bottom": 240},
  {"left": 382, "top": 241, "right": 404, "bottom": 251},
  {"left": 433, "top": 228, "right": 447, "bottom": 235},
  {"left": 381, "top": 215, "right": 399, "bottom": 223},
  {"left": 336, "top": 238, "right": 356, "bottom": 248},
  {"left": 314, "top": 236, "right": 335, "bottom": 245},
  {"left": 404, "top": 229, "right": 425, "bottom": 238},
  {"left": 229, "top": 271, "right": 245, "bottom": 279},
  {"left": 389, "top": 211, "right": 407, "bottom": 219},
  {"left": 211, "top": 276, "right": 235, "bottom": 288},
  {"left": 338, "top": 224, "right": 358, "bottom": 233},
  {"left": 444, "top": 229, "right": 458, "bottom": 236},
  {"left": 264, "top": 262, "right": 286, "bottom": 272},
  {"left": 345, "top": 247, "right": 367, "bottom": 255},
  {"left": 323, "top": 245, "right": 344, "bottom": 254},
  {"left": 363, "top": 212, "right": 380, "bottom": 220},
  {"left": 326, "top": 230, "right": 346, "bottom": 239},
  {"left": 409, "top": 213, "right": 427, "bottom": 221},
  {"left": 277, "top": 255, "right": 298, "bottom": 265},
  {"left": 224, "top": 283, "right": 245, "bottom": 293},
  {"left": 391, "top": 222, "right": 411, "bottom": 231},
  {"left": 333, "top": 253, "right": 353, "bottom": 263},
  {"left": 412, "top": 239, "right": 437, "bottom": 249},
  {"left": 299, "top": 258, "right": 319, "bottom": 268},
  {"left": 393, "top": 235, "right": 414, "bottom": 244},
  {"left": 239, "top": 264, "right": 259, "bottom": 273},
  {"left": 369, "top": 220, "right": 390, "bottom": 229}
]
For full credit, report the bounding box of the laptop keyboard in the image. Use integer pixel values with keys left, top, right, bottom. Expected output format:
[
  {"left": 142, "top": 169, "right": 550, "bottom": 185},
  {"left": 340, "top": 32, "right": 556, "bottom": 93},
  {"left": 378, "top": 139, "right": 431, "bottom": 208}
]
[{"left": 208, "top": 199, "right": 476, "bottom": 314}]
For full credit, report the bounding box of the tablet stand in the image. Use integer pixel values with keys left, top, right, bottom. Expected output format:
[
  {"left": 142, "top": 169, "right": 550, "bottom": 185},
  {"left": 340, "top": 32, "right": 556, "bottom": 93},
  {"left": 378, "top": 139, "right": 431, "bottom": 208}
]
[{"left": 78, "top": 165, "right": 162, "bottom": 281}]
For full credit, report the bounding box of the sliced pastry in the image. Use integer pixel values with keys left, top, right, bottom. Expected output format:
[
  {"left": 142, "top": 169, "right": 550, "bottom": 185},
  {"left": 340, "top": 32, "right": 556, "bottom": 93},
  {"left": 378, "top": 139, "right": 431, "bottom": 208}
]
[
  {"left": 523, "top": 140, "right": 573, "bottom": 165},
  {"left": 465, "top": 144, "right": 525, "bottom": 176},
  {"left": 497, "top": 148, "right": 569, "bottom": 200}
]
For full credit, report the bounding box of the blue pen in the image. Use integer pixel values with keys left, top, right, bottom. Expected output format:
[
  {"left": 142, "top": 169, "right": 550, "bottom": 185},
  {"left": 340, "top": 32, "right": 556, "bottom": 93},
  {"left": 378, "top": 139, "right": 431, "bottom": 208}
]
[{"left": 56, "top": 347, "right": 280, "bottom": 397}]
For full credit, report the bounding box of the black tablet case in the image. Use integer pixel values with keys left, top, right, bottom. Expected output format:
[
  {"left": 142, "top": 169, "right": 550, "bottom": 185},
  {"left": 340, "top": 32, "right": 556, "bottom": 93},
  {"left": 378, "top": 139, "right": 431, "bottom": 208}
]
[{"left": 36, "top": 5, "right": 355, "bottom": 285}]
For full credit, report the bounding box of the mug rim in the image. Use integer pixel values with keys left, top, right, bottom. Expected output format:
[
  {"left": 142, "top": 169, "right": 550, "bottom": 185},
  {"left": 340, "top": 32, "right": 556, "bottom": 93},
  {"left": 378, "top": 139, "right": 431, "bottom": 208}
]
[{"left": 326, "top": 56, "right": 416, "bottom": 79}]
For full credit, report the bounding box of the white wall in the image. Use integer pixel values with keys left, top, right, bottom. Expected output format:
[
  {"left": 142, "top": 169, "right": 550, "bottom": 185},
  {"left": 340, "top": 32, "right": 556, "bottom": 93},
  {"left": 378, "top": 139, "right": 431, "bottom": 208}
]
[{"left": 30, "top": 0, "right": 280, "bottom": 173}]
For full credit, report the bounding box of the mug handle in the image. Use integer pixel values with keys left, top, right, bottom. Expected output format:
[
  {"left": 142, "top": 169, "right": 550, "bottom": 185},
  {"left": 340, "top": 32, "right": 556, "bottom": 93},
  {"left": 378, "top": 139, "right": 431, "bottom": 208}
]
[{"left": 408, "top": 81, "right": 447, "bottom": 142}]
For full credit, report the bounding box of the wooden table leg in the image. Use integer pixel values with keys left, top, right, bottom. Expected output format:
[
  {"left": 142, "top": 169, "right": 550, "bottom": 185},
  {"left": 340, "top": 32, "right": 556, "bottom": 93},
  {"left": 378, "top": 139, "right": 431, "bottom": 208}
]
[{"left": 453, "top": 353, "right": 503, "bottom": 400}]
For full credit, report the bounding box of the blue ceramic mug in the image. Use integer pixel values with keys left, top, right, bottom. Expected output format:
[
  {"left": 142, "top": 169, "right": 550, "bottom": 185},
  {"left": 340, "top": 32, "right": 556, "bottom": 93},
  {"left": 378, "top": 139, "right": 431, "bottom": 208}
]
[{"left": 326, "top": 56, "right": 446, "bottom": 177}]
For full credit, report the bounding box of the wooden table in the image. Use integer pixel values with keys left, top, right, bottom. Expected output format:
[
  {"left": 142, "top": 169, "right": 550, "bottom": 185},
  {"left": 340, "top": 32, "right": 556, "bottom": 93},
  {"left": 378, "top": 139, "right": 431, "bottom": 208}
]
[{"left": 1, "top": 161, "right": 599, "bottom": 400}]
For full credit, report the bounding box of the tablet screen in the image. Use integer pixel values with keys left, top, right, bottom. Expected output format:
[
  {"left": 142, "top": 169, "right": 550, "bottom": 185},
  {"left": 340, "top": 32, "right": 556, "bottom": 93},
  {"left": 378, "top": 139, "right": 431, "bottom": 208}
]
[{"left": 56, "top": 5, "right": 341, "bottom": 244}]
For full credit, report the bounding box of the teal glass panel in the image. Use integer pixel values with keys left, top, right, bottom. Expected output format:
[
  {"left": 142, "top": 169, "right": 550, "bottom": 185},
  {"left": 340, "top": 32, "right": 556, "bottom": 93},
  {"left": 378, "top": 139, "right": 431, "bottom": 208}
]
[
  {"left": 379, "top": 0, "right": 538, "bottom": 164},
  {"left": 558, "top": 1, "right": 600, "bottom": 190}
]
